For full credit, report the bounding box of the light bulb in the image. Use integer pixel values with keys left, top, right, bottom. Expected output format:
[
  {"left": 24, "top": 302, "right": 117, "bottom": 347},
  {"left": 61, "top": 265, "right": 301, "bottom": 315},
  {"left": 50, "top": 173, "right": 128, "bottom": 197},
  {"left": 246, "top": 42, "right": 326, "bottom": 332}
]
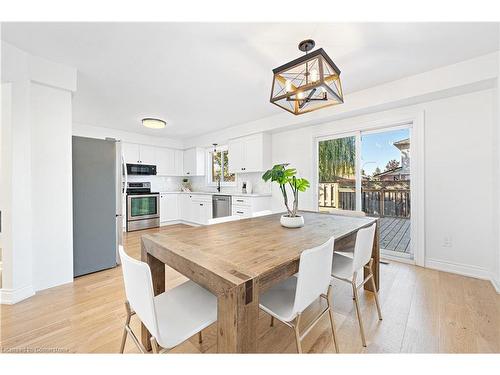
[
  {"left": 297, "top": 91, "right": 305, "bottom": 100},
  {"left": 310, "top": 69, "right": 319, "bottom": 82},
  {"left": 285, "top": 79, "right": 292, "bottom": 93}
]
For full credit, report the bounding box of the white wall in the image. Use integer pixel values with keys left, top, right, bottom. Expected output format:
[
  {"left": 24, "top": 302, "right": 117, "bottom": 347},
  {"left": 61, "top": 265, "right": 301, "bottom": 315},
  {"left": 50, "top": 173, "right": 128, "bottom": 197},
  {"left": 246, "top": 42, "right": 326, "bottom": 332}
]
[
  {"left": 269, "top": 89, "right": 496, "bottom": 282},
  {"left": 1, "top": 42, "right": 76, "bottom": 303},
  {"left": 30, "top": 82, "right": 74, "bottom": 291},
  {"left": 0, "top": 44, "right": 34, "bottom": 302}
]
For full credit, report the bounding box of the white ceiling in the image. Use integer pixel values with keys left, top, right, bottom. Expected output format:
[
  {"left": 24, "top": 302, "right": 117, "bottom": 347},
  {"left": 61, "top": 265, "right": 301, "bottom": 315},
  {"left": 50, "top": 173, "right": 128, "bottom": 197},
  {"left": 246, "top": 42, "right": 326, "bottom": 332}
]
[{"left": 2, "top": 22, "right": 499, "bottom": 139}]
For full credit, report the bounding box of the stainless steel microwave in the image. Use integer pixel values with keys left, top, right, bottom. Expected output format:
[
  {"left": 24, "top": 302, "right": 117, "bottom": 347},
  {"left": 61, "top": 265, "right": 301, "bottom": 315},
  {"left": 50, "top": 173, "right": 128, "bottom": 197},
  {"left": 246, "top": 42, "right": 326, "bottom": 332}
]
[{"left": 126, "top": 163, "right": 157, "bottom": 175}]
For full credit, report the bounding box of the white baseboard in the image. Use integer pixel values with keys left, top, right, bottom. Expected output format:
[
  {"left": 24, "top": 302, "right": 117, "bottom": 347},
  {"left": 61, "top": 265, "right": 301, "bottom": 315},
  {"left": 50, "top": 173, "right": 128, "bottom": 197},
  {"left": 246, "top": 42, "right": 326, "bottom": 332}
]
[
  {"left": 0, "top": 284, "right": 35, "bottom": 304},
  {"left": 160, "top": 220, "right": 199, "bottom": 227},
  {"left": 425, "top": 258, "right": 499, "bottom": 293},
  {"left": 381, "top": 252, "right": 415, "bottom": 265},
  {"left": 425, "top": 258, "right": 491, "bottom": 279},
  {"left": 491, "top": 276, "right": 500, "bottom": 294},
  {"left": 159, "top": 220, "right": 183, "bottom": 227}
]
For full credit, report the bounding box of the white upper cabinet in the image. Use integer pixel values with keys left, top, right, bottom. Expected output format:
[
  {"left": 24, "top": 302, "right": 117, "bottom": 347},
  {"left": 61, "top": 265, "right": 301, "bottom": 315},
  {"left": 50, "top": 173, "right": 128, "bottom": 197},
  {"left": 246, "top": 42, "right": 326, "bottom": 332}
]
[
  {"left": 122, "top": 142, "right": 183, "bottom": 176},
  {"left": 174, "top": 149, "right": 184, "bottom": 176},
  {"left": 122, "top": 142, "right": 141, "bottom": 164},
  {"left": 183, "top": 147, "right": 205, "bottom": 176},
  {"left": 228, "top": 133, "right": 271, "bottom": 173},
  {"left": 139, "top": 145, "right": 157, "bottom": 165},
  {"left": 156, "top": 148, "right": 175, "bottom": 176}
]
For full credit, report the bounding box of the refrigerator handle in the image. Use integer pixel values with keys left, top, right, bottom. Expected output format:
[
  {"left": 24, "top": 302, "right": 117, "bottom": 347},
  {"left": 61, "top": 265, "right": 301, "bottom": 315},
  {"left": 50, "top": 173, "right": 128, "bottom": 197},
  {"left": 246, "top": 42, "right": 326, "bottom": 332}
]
[{"left": 122, "top": 153, "right": 128, "bottom": 194}]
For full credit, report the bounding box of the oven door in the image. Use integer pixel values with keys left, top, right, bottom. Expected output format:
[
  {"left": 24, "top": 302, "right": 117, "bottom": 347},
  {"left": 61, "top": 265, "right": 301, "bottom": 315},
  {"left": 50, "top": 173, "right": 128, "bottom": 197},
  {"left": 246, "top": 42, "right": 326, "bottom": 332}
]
[{"left": 127, "top": 194, "right": 160, "bottom": 221}]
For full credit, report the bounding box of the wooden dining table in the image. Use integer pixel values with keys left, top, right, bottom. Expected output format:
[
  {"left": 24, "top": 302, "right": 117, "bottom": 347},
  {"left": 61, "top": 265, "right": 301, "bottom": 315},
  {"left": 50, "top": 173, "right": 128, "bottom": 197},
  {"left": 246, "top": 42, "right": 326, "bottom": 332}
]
[{"left": 140, "top": 211, "right": 379, "bottom": 353}]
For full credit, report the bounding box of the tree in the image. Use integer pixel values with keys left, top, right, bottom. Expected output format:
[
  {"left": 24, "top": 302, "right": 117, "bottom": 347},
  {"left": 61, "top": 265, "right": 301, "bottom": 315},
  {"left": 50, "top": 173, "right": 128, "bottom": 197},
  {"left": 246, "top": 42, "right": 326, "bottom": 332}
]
[
  {"left": 318, "top": 137, "right": 356, "bottom": 182},
  {"left": 373, "top": 167, "right": 381, "bottom": 176},
  {"left": 385, "top": 159, "right": 400, "bottom": 171}
]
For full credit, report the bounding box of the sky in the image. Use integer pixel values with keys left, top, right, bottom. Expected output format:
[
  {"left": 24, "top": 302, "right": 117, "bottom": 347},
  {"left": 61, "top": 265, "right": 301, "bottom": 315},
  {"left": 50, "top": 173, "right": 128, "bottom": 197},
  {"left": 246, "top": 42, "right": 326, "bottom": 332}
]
[{"left": 361, "top": 128, "right": 409, "bottom": 176}]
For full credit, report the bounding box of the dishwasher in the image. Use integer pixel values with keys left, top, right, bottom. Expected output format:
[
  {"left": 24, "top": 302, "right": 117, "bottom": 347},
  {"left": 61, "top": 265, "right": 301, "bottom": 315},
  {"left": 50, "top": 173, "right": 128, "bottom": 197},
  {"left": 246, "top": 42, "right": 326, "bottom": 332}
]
[{"left": 212, "top": 195, "right": 232, "bottom": 218}]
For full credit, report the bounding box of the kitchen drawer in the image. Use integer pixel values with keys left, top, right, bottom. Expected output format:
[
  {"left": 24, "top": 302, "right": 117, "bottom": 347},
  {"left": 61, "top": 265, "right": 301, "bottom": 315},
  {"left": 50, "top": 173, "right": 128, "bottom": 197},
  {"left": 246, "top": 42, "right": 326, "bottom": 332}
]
[
  {"left": 190, "top": 194, "right": 212, "bottom": 203},
  {"left": 232, "top": 205, "right": 252, "bottom": 217},
  {"left": 232, "top": 196, "right": 252, "bottom": 206}
]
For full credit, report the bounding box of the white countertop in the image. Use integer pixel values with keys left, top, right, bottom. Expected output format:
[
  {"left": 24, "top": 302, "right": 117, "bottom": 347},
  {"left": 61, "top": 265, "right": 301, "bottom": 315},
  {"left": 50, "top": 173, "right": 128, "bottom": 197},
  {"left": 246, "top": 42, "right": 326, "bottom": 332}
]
[{"left": 159, "top": 191, "right": 272, "bottom": 198}]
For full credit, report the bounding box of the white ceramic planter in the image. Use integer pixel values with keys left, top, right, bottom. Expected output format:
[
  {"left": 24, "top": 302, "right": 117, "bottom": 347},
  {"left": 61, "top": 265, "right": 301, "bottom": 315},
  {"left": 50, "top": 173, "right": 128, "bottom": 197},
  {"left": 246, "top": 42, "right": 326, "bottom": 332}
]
[{"left": 280, "top": 214, "right": 304, "bottom": 228}]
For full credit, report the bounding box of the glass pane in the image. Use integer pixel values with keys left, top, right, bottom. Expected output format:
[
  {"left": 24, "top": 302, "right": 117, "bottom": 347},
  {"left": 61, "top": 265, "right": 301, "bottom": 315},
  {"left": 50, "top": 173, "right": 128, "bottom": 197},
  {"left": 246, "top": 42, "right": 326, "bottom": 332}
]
[
  {"left": 130, "top": 196, "right": 157, "bottom": 217},
  {"left": 222, "top": 150, "right": 235, "bottom": 182},
  {"left": 212, "top": 151, "right": 221, "bottom": 183},
  {"left": 361, "top": 128, "right": 411, "bottom": 257},
  {"left": 318, "top": 136, "right": 357, "bottom": 212}
]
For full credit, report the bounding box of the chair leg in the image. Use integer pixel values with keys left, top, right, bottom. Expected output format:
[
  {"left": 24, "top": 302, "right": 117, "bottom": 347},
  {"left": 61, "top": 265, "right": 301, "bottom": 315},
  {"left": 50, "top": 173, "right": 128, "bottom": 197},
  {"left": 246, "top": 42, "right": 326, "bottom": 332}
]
[
  {"left": 198, "top": 331, "right": 203, "bottom": 344},
  {"left": 270, "top": 316, "right": 274, "bottom": 327},
  {"left": 369, "top": 262, "right": 383, "bottom": 321},
  {"left": 293, "top": 314, "right": 302, "bottom": 354},
  {"left": 326, "top": 286, "right": 339, "bottom": 353},
  {"left": 352, "top": 280, "right": 367, "bottom": 347},
  {"left": 150, "top": 337, "right": 160, "bottom": 354},
  {"left": 119, "top": 326, "right": 128, "bottom": 353},
  {"left": 120, "top": 301, "right": 132, "bottom": 353}
]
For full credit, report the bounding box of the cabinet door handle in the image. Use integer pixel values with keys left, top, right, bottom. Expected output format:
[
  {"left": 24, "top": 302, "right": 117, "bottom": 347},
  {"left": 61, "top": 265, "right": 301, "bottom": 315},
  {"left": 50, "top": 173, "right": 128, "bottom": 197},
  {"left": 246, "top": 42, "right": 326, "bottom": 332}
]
[
  {"left": 236, "top": 211, "right": 244, "bottom": 214},
  {"left": 236, "top": 199, "right": 243, "bottom": 202},
  {"left": 200, "top": 204, "right": 203, "bottom": 206},
  {"left": 186, "top": 172, "right": 190, "bottom": 174}
]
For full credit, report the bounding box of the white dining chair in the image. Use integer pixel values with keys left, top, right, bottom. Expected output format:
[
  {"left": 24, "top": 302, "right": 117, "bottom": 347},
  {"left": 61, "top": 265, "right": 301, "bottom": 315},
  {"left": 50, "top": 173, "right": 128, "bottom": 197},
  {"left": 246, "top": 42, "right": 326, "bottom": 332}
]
[
  {"left": 331, "top": 223, "right": 382, "bottom": 347},
  {"left": 118, "top": 246, "right": 217, "bottom": 353},
  {"left": 259, "top": 237, "right": 339, "bottom": 353}
]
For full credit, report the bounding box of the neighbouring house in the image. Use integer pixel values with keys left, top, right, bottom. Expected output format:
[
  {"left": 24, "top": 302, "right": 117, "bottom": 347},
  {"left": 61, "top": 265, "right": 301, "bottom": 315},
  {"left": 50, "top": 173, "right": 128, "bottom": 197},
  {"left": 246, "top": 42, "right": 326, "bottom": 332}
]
[{"left": 372, "top": 138, "right": 410, "bottom": 181}]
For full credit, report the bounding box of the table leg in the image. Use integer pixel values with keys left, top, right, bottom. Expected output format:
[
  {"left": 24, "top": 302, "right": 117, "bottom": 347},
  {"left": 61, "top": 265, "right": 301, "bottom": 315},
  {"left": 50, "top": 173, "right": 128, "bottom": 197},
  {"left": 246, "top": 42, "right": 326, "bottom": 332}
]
[
  {"left": 141, "top": 238, "right": 165, "bottom": 351},
  {"left": 217, "top": 279, "right": 258, "bottom": 353},
  {"left": 365, "top": 220, "right": 380, "bottom": 292}
]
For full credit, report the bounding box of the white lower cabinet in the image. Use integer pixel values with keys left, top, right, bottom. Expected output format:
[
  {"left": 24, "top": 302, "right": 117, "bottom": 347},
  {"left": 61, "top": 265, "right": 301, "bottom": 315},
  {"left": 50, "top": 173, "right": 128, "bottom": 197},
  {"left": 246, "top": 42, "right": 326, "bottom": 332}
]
[
  {"left": 191, "top": 197, "right": 212, "bottom": 225},
  {"left": 232, "top": 205, "right": 252, "bottom": 217},
  {"left": 179, "top": 194, "right": 192, "bottom": 222},
  {"left": 160, "top": 193, "right": 179, "bottom": 222},
  {"left": 232, "top": 195, "right": 271, "bottom": 218},
  {"left": 160, "top": 193, "right": 271, "bottom": 225},
  {"left": 179, "top": 194, "right": 212, "bottom": 224}
]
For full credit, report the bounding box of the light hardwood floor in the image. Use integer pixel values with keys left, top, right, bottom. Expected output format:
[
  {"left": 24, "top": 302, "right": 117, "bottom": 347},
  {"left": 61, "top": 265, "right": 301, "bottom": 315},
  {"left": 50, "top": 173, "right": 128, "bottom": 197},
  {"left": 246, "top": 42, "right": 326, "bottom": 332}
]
[{"left": 1, "top": 224, "right": 499, "bottom": 353}]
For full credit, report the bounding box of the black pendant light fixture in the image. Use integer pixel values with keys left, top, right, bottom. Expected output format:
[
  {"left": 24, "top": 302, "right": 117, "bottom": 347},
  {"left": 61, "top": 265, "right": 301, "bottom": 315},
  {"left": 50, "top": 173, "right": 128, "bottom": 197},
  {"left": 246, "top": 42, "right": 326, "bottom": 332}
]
[{"left": 270, "top": 39, "right": 344, "bottom": 115}]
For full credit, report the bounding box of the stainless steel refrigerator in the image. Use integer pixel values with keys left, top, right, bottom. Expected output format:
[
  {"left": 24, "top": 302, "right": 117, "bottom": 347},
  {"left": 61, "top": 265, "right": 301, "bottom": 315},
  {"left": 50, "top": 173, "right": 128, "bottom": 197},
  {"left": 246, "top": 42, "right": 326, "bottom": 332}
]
[{"left": 72, "top": 136, "right": 124, "bottom": 277}]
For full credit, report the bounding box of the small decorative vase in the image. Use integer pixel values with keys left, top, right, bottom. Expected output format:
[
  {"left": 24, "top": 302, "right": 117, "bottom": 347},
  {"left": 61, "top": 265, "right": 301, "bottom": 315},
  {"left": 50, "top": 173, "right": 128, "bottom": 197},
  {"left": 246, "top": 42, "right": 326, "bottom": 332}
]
[{"left": 280, "top": 214, "right": 304, "bottom": 228}]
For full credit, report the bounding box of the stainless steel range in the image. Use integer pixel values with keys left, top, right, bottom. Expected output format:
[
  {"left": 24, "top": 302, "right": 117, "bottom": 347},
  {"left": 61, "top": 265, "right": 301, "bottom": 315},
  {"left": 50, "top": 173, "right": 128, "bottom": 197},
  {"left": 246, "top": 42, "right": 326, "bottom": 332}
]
[{"left": 126, "top": 182, "right": 160, "bottom": 232}]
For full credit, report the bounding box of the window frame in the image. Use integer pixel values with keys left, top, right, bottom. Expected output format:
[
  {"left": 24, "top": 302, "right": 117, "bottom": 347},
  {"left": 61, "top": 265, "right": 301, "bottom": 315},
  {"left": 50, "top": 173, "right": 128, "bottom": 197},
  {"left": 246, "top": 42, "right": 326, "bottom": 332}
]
[{"left": 206, "top": 145, "right": 237, "bottom": 187}]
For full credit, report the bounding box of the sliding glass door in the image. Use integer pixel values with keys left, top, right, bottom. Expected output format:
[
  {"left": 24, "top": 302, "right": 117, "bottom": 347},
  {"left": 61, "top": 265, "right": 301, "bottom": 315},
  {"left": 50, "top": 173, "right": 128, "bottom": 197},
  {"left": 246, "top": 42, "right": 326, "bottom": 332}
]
[{"left": 317, "top": 125, "right": 412, "bottom": 259}]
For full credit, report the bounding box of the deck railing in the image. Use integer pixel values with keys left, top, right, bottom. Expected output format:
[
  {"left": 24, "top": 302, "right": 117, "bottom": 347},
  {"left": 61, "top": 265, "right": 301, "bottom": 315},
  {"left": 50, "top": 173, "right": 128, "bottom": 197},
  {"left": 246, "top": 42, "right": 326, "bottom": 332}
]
[{"left": 318, "top": 182, "right": 410, "bottom": 218}]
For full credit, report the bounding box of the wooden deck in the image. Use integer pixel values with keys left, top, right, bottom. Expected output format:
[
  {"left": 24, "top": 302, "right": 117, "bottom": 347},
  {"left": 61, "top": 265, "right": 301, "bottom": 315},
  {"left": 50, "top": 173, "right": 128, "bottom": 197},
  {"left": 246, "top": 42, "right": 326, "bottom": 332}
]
[{"left": 378, "top": 217, "right": 411, "bottom": 253}]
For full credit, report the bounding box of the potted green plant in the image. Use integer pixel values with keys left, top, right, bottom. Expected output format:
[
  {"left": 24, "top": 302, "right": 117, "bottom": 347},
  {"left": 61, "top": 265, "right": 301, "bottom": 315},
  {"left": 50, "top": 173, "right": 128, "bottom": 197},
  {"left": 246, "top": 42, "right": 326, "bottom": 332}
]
[{"left": 262, "top": 164, "right": 310, "bottom": 228}]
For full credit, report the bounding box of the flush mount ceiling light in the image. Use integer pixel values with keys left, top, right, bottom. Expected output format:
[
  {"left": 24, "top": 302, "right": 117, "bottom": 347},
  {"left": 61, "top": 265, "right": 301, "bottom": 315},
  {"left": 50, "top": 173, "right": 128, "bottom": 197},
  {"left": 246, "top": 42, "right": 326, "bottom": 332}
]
[
  {"left": 270, "top": 39, "right": 343, "bottom": 115},
  {"left": 142, "top": 118, "right": 166, "bottom": 129}
]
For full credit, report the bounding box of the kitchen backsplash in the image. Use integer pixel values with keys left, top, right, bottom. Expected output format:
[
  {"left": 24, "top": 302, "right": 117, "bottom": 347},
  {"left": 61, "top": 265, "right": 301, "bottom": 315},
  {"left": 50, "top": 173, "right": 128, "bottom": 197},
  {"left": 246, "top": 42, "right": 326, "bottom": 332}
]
[
  {"left": 127, "top": 175, "right": 184, "bottom": 192},
  {"left": 189, "top": 172, "right": 271, "bottom": 194},
  {"left": 128, "top": 172, "right": 271, "bottom": 194}
]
